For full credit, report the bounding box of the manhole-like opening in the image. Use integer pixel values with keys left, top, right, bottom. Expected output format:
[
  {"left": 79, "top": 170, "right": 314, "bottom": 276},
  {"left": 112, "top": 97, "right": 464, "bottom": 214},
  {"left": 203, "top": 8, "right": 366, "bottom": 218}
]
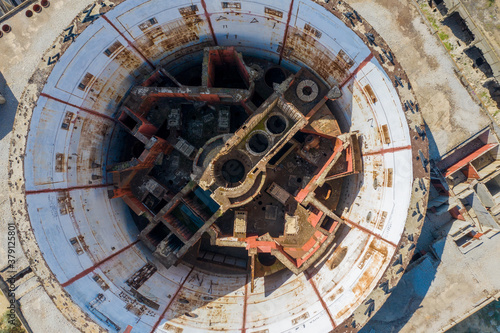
[
  {"left": 258, "top": 253, "right": 277, "bottom": 266},
  {"left": 302, "top": 86, "right": 313, "bottom": 96},
  {"left": 296, "top": 79, "right": 319, "bottom": 102},
  {"left": 248, "top": 133, "right": 269, "bottom": 154},
  {"left": 266, "top": 115, "right": 287, "bottom": 134},
  {"left": 26, "top": 10, "right": 33, "bottom": 17},
  {"left": 265, "top": 67, "right": 286, "bottom": 88},
  {"left": 221, "top": 159, "right": 245, "bottom": 183}
]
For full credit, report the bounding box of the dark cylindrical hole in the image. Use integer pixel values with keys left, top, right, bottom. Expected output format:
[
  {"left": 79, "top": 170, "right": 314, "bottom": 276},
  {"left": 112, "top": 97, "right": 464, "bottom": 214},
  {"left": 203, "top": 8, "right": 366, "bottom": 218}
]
[
  {"left": 302, "top": 86, "right": 313, "bottom": 96},
  {"left": 266, "top": 115, "right": 287, "bottom": 134},
  {"left": 33, "top": 4, "right": 42, "bottom": 13},
  {"left": 131, "top": 142, "right": 145, "bottom": 159},
  {"left": 221, "top": 159, "right": 245, "bottom": 183},
  {"left": 41, "top": 0, "right": 50, "bottom": 7},
  {"left": 2, "top": 25, "right": 11, "bottom": 33},
  {"left": 265, "top": 67, "right": 286, "bottom": 88},
  {"left": 248, "top": 133, "right": 269, "bottom": 154},
  {"left": 258, "top": 253, "right": 277, "bottom": 266},
  {"left": 26, "top": 10, "right": 33, "bottom": 17}
]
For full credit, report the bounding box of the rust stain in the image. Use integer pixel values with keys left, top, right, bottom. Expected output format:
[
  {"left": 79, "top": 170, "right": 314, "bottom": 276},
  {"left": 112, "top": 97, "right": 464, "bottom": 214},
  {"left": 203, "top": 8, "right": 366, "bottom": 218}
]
[
  {"left": 242, "top": 274, "right": 248, "bottom": 333},
  {"left": 351, "top": 242, "right": 387, "bottom": 298},
  {"left": 55, "top": 153, "right": 65, "bottom": 172},
  {"left": 61, "top": 111, "right": 74, "bottom": 130},
  {"left": 285, "top": 27, "right": 351, "bottom": 85},
  {"left": 357, "top": 247, "right": 375, "bottom": 269},
  {"left": 39, "top": 93, "right": 116, "bottom": 122},
  {"left": 135, "top": 17, "right": 202, "bottom": 60},
  {"left": 150, "top": 266, "right": 195, "bottom": 333},
  {"left": 265, "top": 7, "right": 283, "bottom": 19},
  {"left": 304, "top": 23, "right": 322, "bottom": 39},
  {"left": 362, "top": 145, "right": 412, "bottom": 157},
  {"left": 162, "top": 323, "right": 183, "bottom": 333},
  {"left": 304, "top": 270, "right": 337, "bottom": 328},
  {"left": 363, "top": 84, "right": 377, "bottom": 103},
  {"left": 113, "top": 47, "right": 143, "bottom": 73},
  {"left": 328, "top": 246, "right": 348, "bottom": 270},
  {"left": 328, "top": 286, "right": 344, "bottom": 303},
  {"left": 340, "top": 53, "right": 374, "bottom": 89},
  {"left": 386, "top": 168, "right": 393, "bottom": 188},
  {"left": 344, "top": 219, "right": 397, "bottom": 248},
  {"left": 381, "top": 124, "right": 391, "bottom": 144},
  {"left": 25, "top": 184, "right": 109, "bottom": 195},
  {"left": 102, "top": 14, "right": 155, "bottom": 69},
  {"left": 291, "top": 312, "right": 310, "bottom": 325},
  {"left": 278, "top": 0, "right": 294, "bottom": 64},
  {"left": 61, "top": 240, "right": 140, "bottom": 287}
]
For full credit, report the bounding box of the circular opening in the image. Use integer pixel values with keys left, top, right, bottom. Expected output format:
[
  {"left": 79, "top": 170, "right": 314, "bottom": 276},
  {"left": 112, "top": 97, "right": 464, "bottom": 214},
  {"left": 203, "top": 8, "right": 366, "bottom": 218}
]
[
  {"left": 266, "top": 115, "right": 287, "bottom": 135},
  {"left": 221, "top": 159, "right": 245, "bottom": 183},
  {"left": 33, "top": 4, "right": 42, "bottom": 12},
  {"left": 26, "top": 10, "right": 33, "bottom": 17},
  {"left": 258, "top": 253, "right": 277, "bottom": 266},
  {"left": 264, "top": 67, "right": 286, "bottom": 88},
  {"left": 2, "top": 25, "right": 11, "bottom": 33},
  {"left": 302, "top": 86, "right": 313, "bottom": 96},
  {"left": 41, "top": 0, "right": 50, "bottom": 7},
  {"left": 248, "top": 133, "right": 269, "bottom": 154}
]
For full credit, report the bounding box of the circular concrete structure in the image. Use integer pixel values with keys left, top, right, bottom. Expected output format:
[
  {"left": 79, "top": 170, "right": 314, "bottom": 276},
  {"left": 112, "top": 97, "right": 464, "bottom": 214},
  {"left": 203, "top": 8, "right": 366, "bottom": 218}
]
[{"left": 9, "top": 1, "right": 430, "bottom": 332}]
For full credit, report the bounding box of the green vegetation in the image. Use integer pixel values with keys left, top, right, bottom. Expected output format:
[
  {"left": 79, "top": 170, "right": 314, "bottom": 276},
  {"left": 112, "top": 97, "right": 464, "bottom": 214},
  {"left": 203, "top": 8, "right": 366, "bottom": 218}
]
[
  {"left": 438, "top": 31, "right": 449, "bottom": 41},
  {"left": 0, "top": 311, "right": 25, "bottom": 333},
  {"left": 428, "top": 16, "right": 440, "bottom": 31},
  {"left": 487, "top": 0, "right": 495, "bottom": 8},
  {"left": 444, "top": 42, "right": 454, "bottom": 51}
]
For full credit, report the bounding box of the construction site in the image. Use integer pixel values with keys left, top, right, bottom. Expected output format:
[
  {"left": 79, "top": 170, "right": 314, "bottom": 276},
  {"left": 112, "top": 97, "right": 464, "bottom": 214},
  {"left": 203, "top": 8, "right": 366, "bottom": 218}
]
[{"left": 0, "top": 0, "right": 498, "bottom": 332}]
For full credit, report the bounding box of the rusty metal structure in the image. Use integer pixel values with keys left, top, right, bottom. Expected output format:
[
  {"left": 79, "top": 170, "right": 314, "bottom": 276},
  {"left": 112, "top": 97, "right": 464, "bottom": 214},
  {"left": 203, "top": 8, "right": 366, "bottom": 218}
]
[{"left": 8, "top": 0, "right": 430, "bottom": 332}]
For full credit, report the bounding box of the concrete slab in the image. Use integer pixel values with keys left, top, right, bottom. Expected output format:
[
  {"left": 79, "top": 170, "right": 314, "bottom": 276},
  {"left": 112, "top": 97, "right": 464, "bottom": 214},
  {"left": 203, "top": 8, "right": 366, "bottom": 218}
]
[{"left": 346, "top": 0, "right": 492, "bottom": 159}]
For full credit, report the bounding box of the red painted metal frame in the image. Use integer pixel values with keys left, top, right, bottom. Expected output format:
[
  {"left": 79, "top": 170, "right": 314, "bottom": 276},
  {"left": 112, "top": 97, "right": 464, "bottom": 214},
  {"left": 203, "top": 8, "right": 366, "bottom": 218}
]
[{"left": 444, "top": 143, "right": 498, "bottom": 177}]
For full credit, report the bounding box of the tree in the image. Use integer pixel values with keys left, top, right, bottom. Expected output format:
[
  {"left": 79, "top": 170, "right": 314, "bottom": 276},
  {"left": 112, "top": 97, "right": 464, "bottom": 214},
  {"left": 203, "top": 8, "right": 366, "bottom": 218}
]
[{"left": 0, "top": 310, "right": 26, "bottom": 333}]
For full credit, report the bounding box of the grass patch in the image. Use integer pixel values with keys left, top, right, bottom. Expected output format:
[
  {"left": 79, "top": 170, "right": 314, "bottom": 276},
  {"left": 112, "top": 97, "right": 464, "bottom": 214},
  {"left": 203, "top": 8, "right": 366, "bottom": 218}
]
[
  {"left": 488, "top": 0, "right": 495, "bottom": 7},
  {"left": 438, "top": 31, "right": 449, "bottom": 41},
  {"left": 443, "top": 42, "right": 454, "bottom": 51},
  {"left": 426, "top": 15, "right": 440, "bottom": 30}
]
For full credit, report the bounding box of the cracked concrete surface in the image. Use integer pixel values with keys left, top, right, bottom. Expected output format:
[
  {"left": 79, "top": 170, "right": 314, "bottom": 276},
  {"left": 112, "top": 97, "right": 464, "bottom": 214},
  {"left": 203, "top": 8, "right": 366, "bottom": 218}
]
[{"left": 346, "top": 0, "right": 492, "bottom": 159}]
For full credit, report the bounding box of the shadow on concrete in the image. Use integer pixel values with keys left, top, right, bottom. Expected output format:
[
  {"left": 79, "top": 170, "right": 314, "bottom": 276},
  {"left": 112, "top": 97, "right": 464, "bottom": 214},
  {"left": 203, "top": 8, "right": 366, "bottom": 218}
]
[
  {"left": 483, "top": 79, "right": 500, "bottom": 110},
  {"left": 425, "top": 121, "right": 441, "bottom": 160},
  {"left": 359, "top": 218, "right": 452, "bottom": 332},
  {"left": 464, "top": 47, "right": 494, "bottom": 79},
  {"left": 360, "top": 125, "right": 450, "bottom": 332},
  {"left": 442, "top": 12, "right": 475, "bottom": 46},
  {"left": 0, "top": 71, "right": 18, "bottom": 140}
]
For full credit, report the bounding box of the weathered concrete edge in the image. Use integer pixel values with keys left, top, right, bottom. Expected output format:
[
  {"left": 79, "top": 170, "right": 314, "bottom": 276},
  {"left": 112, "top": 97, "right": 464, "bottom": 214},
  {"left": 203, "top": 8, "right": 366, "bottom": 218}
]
[{"left": 7, "top": 1, "right": 128, "bottom": 332}]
